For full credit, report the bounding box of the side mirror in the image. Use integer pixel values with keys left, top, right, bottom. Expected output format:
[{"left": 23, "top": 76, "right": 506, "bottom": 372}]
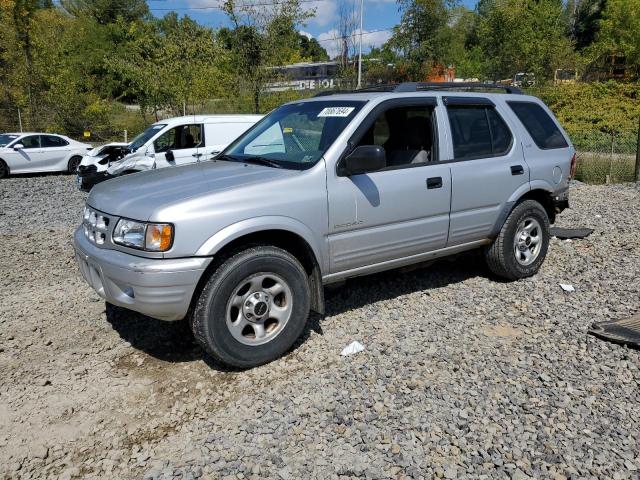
[
  {"left": 340, "top": 145, "right": 386, "bottom": 176},
  {"left": 13, "top": 143, "right": 24, "bottom": 150},
  {"left": 165, "top": 150, "right": 175, "bottom": 162}
]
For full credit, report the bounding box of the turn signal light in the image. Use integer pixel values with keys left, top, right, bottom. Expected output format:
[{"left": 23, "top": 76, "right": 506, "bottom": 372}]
[{"left": 145, "top": 224, "right": 174, "bottom": 252}]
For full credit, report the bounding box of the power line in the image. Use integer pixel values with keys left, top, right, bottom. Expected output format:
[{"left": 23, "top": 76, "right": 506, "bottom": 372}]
[
  {"left": 146, "top": 0, "right": 327, "bottom": 11},
  {"left": 314, "top": 27, "right": 393, "bottom": 44}
]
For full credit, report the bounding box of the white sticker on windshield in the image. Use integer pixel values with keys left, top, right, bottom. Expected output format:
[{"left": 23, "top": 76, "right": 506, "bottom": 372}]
[{"left": 317, "top": 107, "right": 355, "bottom": 118}]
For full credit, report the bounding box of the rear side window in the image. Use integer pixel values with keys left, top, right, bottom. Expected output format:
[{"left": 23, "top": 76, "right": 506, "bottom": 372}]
[
  {"left": 507, "top": 101, "right": 568, "bottom": 149},
  {"left": 447, "top": 106, "right": 512, "bottom": 160},
  {"left": 41, "top": 135, "right": 69, "bottom": 147}
]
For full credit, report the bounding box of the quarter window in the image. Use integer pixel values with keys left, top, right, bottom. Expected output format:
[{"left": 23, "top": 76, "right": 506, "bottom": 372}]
[
  {"left": 447, "top": 106, "right": 512, "bottom": 160},
  {"left": 507, "top": 101, "right": 568, "bottom": 149}
]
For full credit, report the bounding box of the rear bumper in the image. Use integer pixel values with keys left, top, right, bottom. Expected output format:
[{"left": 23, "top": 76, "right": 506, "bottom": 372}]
[
  {"left": 552, "top": 185, "right": 570, "bottom": 213},
  {"left": 73, "top": 227, "right": 211, "bottom": 321}
]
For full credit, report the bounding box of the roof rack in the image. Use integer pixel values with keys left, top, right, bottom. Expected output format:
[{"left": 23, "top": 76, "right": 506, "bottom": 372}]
[{"left": 314, "top": 81, "right": 523, "bottom": 97}]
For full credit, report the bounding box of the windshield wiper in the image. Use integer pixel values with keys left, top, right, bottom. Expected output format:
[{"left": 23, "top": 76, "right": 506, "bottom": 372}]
[{"left": 217, "top": 154, "right": 283, "bottom": 169}]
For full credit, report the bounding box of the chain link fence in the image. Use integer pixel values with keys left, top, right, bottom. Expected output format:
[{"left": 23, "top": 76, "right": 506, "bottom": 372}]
[{"left": 571, "top": 129, "right": 639, "bottom": 184}]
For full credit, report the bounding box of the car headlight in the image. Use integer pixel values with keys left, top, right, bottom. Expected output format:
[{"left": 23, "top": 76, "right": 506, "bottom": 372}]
[{"left": 113, "top": 219, "right": 173, "bottom": 252}]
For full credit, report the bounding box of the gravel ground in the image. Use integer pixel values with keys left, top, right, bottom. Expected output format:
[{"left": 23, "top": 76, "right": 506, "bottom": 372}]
[{"left": 1, "top": 174, "right": 639, "bottom": 480}]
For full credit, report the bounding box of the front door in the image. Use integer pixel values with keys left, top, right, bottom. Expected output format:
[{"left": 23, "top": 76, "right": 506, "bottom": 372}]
[
  {"left": 444, "top": 98, "right": 530, "bottom": 246},
  {"left": 327, "top": 100, "right": 451, "bottom": 274},
  {"left": 153, "top": 124, "right": 204, "bottom": 168},
  {"left": 10, "top": 135, "right": 44, "bottom": 173}
]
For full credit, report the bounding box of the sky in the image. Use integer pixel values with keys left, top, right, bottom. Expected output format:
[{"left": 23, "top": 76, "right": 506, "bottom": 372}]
[{"left": 147, "top": 0, "right": 478, "bottom": 58}]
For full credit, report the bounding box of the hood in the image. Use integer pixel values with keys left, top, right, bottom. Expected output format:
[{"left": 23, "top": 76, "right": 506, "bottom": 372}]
[{"left": 87, "top": 160, "right": 297, "bottom": 221}]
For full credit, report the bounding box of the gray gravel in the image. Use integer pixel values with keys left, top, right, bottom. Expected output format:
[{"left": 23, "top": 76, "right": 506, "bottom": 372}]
[{"left": 1, "top": 174, "right": 639, "bottom": 480}]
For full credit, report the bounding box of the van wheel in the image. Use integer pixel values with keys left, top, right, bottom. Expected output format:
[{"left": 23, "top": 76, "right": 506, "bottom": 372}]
[
  {"left": 67, "top": 156, "right": 82, "bottom": 174},
  {"left": 190, "top": 246, "right": 311, "bottom": 368},
  {"left": 485, "top": 200, "right": 550, "bottom": 280},
  {"left": 0, "top": 159, "right": 8, "bottom": 179}
]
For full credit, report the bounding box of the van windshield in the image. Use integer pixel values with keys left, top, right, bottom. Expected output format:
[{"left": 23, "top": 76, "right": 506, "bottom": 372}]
[
  {"left": 129, "top": 124, "right": 166, "bottom": 152},
  {"left": 222, "top": 100, "right": 365, "bottom": 169}
]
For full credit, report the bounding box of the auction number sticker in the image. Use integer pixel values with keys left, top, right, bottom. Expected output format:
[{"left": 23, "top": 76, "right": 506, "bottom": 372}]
[{"left": 317, "top": 107, "right": 355, "bottom": 117}]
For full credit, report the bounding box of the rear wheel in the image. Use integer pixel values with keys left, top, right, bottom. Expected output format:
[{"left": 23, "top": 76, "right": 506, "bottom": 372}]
[
  {"left": 190, "top": 246, "right": 310, "bottom": 368},
  {"left": 0, "top": 159, "right": 8, "bottom": 179},
  {"left": 67, "top": 156, "right": 82, "bottom": 174},
  {"left": 485, "top": 200, "right": 550, "bottom": 280}
]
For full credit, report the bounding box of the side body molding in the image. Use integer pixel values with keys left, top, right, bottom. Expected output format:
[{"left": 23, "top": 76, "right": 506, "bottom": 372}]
[{"left": 195, "top": 216, "right": 327, "bottom": 272}]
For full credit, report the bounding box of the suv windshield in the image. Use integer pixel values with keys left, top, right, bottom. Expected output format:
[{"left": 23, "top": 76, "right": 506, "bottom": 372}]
[
  {"left": 223, "top": 100, "right": 365, "bottom": 169},
  {"left": 129, "top": 124, "right": 166, "bottom": 152},
  {"left": 0, "top": 134, "right": 20, "bottom": 147}
]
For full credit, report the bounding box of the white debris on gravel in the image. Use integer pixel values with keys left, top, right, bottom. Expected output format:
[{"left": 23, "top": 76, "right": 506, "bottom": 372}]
[
  {"left": 1, "top": 176, "right": 639, "bottom": 479},
  {"left": 340, "top": 340, "right": 365, "bottom": 356},
  {"left": 559, "top": 283, "right": 576, "bottom": 292}
]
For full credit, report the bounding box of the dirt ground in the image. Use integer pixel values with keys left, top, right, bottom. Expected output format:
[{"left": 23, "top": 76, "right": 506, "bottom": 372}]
[{"left": 1, "top": 175, "right": 639, "bottom": 479}]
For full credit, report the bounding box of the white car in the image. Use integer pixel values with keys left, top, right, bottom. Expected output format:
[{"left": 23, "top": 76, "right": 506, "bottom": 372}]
[
  {"left": 0, "top": 133, "right": 92, "bottom": 178},
  {"left": 76, "top": 115, "right": 263, "bottom": 191}
]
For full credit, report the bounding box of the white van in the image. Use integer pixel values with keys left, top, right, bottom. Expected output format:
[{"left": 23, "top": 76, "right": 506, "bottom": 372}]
[{"left": 77, "top": 114, "right": 262, "bottom": 190}]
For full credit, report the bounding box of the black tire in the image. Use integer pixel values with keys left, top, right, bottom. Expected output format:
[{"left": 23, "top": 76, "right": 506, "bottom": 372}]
[
  {"left": 67, "top": 156, "right": 82, "bottom": 174},
  {"left": 190, "top": 246, "right": 311, "bottom": 368},
  {"left": 0, "top": 159, "right": 8, "bottom": 179},
  {"left": 485, "top": 200, "right": 550, "bottom": 281}
]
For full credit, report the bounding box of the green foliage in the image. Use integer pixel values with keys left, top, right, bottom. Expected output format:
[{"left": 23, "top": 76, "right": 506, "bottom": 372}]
[
  {"left": 530, "top": 81, "right": 640, "bottom": 136},
  {"left": 587, "top": 0, "right": 640, "bottom": 78}
]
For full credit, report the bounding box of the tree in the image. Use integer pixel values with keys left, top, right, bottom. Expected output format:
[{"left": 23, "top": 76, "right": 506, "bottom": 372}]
[
  {"left": 588, "top": 0, "right": 640, "bottom": 78},
  {"left": 221, "top": 0, "right": 312, "bottom": 113},
  {"left": 297, "top": 33, "right": 329, "bottom": 62},
  {"left": 474, "top": 0, "right": 576, "bottom": 81},
  {"left": 60, "top": 0, "right": 149, "bottom": 25},
  {"left": 107, "top": 14, "right": 227, "bottom": 120},
  {"left": 386, "top": 0, "right": 454, "bottom": 79}
]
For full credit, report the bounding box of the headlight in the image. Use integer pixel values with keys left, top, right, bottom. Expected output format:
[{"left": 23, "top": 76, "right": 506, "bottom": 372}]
[{"left": 112, "top": 219, "right": 174, "bottom": 252}]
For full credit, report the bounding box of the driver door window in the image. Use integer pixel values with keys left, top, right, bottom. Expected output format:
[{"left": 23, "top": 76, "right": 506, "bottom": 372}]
[
  {"left": 153, "top": 124, "right": 203, "bottom": 167},
  {"left": 20, "top": 136, "right": 41, "bottom": 149},
  {"left": 355, "top": 106, "right": 435, "bottom": 169}
]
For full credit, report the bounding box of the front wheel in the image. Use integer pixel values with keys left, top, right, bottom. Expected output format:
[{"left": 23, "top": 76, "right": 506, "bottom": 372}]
[
  {"left": 485, "top": 200, "right": 550, "bottom": 280},
  {"left": 190, "top": 246, "right": 311, "bottom": 368},
  {"left": 67, "top": 156, "right": 82, "bottom": 174}
]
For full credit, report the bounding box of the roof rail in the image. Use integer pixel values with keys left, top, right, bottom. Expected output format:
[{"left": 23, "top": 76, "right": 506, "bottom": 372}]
[
  {"left": 313, "top": 81, "right": 523, "bottom": 97},
  {"left": 408, "top": 82, "right": 523, "bottom": 94}
]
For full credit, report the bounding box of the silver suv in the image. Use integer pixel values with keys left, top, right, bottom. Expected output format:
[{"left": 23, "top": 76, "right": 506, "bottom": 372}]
[{"left": 74, "top": 83, "right": 575, "bottom": 368}]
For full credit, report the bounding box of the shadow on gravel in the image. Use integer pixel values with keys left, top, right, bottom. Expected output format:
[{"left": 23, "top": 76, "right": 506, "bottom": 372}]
[
  {"left": 105, "top": 251, "right": 486, "bottom": 369},
  {"left": 324, "top": 250, "right": 487, "bottom": 315}
]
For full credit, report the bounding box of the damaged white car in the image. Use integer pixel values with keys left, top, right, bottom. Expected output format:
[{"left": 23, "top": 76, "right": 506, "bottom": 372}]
[{"left": 77, "top": 114, "right": 262, "bottom": 191}]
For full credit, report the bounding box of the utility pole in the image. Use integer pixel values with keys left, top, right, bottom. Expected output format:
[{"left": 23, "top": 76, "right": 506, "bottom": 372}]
[
  {"left": 17, "top": 108, "right": 23, "bottom": 133},
  {"left": 357, "top": 0, "right": 364, "bottom": 89},
  {"left": 635, "top": 116, "right": 640, "bottom": 182}
]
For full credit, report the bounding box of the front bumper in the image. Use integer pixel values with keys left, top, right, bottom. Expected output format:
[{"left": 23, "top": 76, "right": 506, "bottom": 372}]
[
  {"left": 77, "top": 169, "right": 113, "bottom": 191},
  {"left": 73, "top": 227, "right": 211, "bottom": 321}
]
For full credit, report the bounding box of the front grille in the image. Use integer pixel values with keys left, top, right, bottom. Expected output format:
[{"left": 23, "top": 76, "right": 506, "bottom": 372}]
[{"left": 83, "top": 207, "right": 114, "bottom": 247}]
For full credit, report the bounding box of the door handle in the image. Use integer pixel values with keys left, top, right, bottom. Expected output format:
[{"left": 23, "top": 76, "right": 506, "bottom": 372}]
[
  {"left": 192, "top": 153, "right": 203, "bottom": 158},
  {"left": 511, "top": 165, "right": 525, "bottom": 175},
  {"left": 426, "top": 177, "right": 443, "bottom": 189}
]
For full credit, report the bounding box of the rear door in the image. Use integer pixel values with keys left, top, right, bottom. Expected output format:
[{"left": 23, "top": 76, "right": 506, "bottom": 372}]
[
  {"left": 40, "top": 135, "right": 71, "bottom": 170},
  {"left": 444, "top": 97, "right": 529, "bottom": 246}
]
